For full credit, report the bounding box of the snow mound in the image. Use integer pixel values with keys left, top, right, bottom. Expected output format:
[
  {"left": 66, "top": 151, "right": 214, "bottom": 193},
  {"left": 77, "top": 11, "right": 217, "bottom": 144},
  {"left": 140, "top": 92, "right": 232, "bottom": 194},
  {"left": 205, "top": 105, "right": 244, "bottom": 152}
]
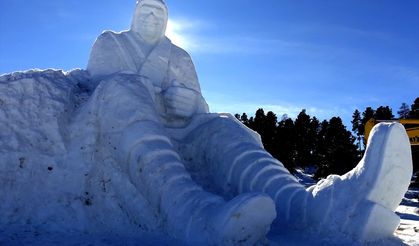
[{"left": 0, "top": 70, "right": 160, "bottom": 236}]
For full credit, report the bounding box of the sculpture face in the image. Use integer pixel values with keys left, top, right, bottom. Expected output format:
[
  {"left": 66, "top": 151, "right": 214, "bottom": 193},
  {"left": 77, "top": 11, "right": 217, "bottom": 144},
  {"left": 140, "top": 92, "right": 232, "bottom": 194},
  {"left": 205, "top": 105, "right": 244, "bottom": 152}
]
[{"left": 131, "top": 0, "right": 168, "bottom": 44}]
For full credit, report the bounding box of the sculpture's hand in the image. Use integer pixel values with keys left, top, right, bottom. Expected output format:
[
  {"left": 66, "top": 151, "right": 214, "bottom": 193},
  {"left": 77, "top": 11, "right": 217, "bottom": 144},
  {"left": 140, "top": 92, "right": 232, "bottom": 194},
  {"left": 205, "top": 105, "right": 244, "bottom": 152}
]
[{"left": 163, "top": 84, "right": 199, "bottom": 119}]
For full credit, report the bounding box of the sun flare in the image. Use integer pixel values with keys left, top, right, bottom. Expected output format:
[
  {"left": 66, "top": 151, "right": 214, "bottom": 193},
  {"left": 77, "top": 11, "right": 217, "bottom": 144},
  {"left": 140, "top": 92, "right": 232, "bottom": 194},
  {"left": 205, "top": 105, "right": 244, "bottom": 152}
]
[{"left": 166, "top": 19, "right": 192, "bottom": 49}]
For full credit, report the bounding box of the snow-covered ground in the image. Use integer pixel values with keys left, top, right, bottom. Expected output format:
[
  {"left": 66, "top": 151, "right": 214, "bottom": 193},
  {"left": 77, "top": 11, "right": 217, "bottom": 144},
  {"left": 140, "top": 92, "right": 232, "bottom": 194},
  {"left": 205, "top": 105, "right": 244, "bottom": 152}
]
[
  {"left": 395, "top": 187, "right": 419, "bottom": 245},
  {"left": 1, "top": 170, "right": 417, "bottom": 245}
]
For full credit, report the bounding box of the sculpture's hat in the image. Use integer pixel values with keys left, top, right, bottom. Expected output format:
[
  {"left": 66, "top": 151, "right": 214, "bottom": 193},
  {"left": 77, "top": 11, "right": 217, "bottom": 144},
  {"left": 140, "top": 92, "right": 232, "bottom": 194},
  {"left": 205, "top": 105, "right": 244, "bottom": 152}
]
[
  {"left": 137, "top": 0, "right": 165, "bottom": 3},
  {"left": 136, "top": 0, "right": 167, "bottom": 7},
  {"left": 135, "top": 0, "right": 168, "bottom": 14}
]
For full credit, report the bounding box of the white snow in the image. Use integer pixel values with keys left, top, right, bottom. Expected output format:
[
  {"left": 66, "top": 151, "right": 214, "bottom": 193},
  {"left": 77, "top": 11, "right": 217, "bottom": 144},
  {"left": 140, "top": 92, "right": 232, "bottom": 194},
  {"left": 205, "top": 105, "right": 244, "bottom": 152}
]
[
  {"left": 395, "top": 187, "right": 419, "bottom": 245},
  {"left": 0, "top": 0, "right": 417, "bottom": 245},
  {"left": 0, "top": 69, "right": 416, "bottom": 245}
]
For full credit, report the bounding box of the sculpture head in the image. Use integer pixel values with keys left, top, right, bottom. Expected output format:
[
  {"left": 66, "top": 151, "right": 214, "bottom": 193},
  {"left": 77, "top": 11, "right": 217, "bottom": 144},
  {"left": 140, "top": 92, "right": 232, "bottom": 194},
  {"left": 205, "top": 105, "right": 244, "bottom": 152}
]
[{"left": 131, "top": 0, "right": 168, "bottom": 44}]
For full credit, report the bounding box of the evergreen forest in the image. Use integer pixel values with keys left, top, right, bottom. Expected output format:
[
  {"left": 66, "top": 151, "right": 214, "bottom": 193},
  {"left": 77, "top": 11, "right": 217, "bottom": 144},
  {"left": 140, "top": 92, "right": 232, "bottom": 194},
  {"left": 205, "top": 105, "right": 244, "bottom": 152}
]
[{"left": 234, "top": 97, "right": 419, "bottom": 183}]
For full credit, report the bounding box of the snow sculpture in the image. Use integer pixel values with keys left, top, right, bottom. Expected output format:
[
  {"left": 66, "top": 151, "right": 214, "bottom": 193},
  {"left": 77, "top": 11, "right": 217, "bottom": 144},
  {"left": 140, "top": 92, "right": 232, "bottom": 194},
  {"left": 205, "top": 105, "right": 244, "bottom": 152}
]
[
  {"left": 84, "top": 0, "right": 413, "bottom": 244},
  {"left": 85, "top": 0, "right": 277, "bottom": 244},
  {"left": 0, "top": 0, "right": 413, "bottom": 245}
]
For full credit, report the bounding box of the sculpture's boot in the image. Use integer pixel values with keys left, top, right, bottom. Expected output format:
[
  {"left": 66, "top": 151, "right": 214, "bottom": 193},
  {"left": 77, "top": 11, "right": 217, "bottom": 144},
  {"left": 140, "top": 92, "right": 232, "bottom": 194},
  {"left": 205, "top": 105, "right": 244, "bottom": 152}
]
[
  {"left": 307, "top": 122, "right": 412, "bottom": 241},
  {"left": 187, "top": 193, "right": 276, "bottom": 246},
  {"left": 121, "top": 121, "right": 276, "bottom": 245},
  {"left": 187, "top": 115, "right": 412, "bottom": 242}
]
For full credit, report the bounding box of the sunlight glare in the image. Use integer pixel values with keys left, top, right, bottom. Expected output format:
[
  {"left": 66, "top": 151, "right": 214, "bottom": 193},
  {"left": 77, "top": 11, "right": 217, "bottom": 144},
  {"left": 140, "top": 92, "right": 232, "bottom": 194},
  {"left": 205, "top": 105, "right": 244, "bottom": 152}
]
[{"left": 166, "top": 19, "right": 191, "bottom": 50}]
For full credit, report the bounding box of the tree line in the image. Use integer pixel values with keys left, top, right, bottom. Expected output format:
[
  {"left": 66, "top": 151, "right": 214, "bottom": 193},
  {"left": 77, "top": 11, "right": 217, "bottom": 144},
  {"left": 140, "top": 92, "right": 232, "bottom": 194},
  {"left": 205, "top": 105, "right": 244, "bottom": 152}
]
[{"left": 234, "top": 97, "right": 419, "bottom": 180}]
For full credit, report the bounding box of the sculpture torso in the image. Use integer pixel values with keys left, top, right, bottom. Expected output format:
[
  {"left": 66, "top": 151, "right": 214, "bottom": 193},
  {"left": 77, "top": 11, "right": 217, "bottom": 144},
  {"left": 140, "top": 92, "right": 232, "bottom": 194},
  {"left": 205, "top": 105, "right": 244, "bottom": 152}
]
[
  {"left": 87, "top": 30, "right": 170, "bottom": 90},
  {"left": 86, "top": 30, "right": 209, "bottom": 127}
]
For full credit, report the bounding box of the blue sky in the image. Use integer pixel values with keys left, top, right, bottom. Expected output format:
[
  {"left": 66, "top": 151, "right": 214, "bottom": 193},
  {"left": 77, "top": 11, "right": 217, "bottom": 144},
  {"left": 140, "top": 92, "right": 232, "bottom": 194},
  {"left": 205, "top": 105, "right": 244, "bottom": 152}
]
[{"left": 1, "top": 0, "right": 418, "bottom": 127}]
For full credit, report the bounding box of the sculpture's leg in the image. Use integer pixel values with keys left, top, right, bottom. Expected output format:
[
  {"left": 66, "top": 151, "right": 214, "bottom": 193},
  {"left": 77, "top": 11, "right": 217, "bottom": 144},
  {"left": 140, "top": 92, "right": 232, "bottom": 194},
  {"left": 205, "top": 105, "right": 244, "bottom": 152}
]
[
  {"left": 184, "top": 115, "right": 412, "bottom": 242},
  {"left": 183, "top": 116, "right": 310, "bottom": 227},
  {"left": 94, "top": 78, "right": 276, "bottom": 245},
  {"left": 120, "top": 121, "right": 276, "bottom": 245}
]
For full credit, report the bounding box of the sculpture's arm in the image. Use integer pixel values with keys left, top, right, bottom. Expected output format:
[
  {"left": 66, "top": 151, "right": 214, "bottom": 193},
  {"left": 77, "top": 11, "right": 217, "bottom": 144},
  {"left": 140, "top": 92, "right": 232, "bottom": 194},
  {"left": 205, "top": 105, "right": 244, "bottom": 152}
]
[{"left": 162, "top": 45, "right": 209, "bottom": 119}]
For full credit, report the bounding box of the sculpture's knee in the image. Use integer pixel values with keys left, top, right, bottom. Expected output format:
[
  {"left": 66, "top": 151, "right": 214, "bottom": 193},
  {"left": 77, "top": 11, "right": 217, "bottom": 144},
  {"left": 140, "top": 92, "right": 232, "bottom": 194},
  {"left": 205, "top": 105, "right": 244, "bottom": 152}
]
[
  {"left": 120, "top": 120, "right": 171, "bottom": 167},
  {"left": 210, "top": 115, "right": 262, "bottom": 145},
  {"left": 191, "top": 116, "right": 263, "bottom": 162}
]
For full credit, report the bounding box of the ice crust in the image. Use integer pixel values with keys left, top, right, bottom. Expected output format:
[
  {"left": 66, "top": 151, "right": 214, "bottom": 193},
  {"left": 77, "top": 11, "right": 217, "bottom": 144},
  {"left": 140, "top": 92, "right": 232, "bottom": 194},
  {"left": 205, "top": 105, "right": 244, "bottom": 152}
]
[{"left": 0, "top": 0, "right": 413, "bottom": 245}]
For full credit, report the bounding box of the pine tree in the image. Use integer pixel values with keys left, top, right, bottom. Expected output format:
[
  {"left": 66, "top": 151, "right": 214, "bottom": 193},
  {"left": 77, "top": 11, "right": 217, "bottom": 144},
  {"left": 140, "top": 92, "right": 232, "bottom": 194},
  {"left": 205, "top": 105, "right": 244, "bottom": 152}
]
[
  {"left": 315, "top": 117, "right": 359, "bottom": 179},
  {"left": 294, "top": 109, "right": 315, "bottom": 168},
  {"left": 264, "top": 111, "right": 278, "bottom": 153},
  {"left": 351, "top": 109, "right": 362, "bottom": 150},
  {"left": 309, "top": 116, "right": 321, "bottom": 161},
  {"left": 397, "top": 103, "right": 411, "bottom": 119},
  {"left": 409, "top": 97, "right": 419, "bottom": 119},
  {"left": 315, "top": 120, "right": 330, "bottom": 178},
  {"left": 374, "top": 106, "right": 394, "bottom": 120},
  {"left": 240, "top": 113, "right": 249, "bottom": 126},
  {"left": 248, "top": 116, "right": 254, "bottom": 128},
  {"left": 276, "top": 117, "right": 297, "bottom": 172},
  {"left": 361, "top": 107, "right": 375, "bottom": 135},
  {"left": 252, "top": 108, "right": 266, "bottom": 141}
]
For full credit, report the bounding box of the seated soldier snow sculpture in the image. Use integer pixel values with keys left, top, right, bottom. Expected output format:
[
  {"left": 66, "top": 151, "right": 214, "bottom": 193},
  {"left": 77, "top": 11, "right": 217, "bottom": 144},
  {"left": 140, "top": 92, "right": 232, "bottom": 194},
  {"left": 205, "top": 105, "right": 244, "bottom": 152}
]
[{"left": 85, "top": 0, "right": 413, "bottom": 244}]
